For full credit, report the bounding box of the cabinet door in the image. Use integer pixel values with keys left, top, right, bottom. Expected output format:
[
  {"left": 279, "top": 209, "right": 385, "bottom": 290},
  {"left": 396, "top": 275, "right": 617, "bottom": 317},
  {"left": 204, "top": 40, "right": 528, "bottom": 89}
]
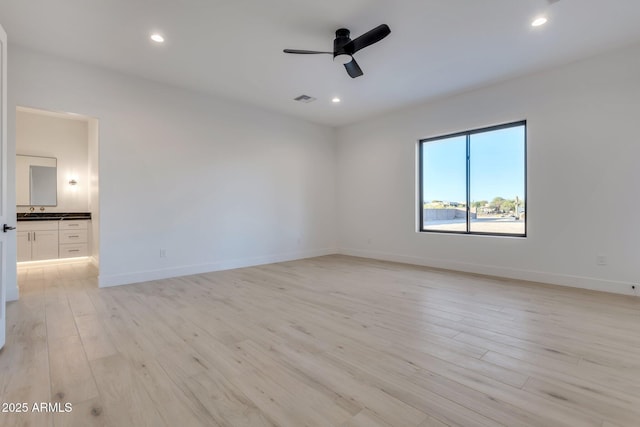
[
  {"left": 17, "top": 231, "right": 31, "bottom": 262},
  {"left": 31, "top": 230, "right": 58, "bottom": 261}
]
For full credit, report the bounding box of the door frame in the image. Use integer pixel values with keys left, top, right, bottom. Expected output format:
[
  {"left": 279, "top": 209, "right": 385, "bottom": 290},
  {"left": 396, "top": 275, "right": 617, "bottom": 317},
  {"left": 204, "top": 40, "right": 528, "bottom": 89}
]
[{"left": 1, "top": 23, "right": 9, "bottom": 350}]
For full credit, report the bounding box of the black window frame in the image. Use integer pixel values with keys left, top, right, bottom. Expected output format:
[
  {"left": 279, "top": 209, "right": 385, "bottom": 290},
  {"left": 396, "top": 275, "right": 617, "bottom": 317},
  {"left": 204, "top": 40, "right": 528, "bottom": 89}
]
[{"left": 418, "top": 120, "right": 527, "bottom": 237}]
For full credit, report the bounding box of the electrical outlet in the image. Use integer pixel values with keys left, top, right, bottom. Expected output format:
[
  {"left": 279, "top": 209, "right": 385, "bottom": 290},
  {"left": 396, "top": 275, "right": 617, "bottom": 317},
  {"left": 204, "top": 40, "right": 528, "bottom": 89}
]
[
  {"left": 596, "top": 255, "right": 607, "bottom": 266},
  {"left": 160, "top": 249, "right": 167, "bottom": 258}
]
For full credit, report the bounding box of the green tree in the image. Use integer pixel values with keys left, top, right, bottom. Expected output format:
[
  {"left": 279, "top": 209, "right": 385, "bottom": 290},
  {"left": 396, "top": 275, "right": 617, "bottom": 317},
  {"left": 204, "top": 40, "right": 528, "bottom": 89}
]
[
  {"left": 500, "top": 200, "right": 515, "bottom": 212},
  {"left": 490, "top": 197, "right": 506, "bottom": 210},
  {"left": 472, "top": 200, "right": 488, "bottom": 209}
]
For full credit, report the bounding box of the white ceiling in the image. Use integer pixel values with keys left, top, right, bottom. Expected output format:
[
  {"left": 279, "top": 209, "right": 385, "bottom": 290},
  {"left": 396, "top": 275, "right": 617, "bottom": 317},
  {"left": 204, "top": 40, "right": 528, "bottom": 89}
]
[{"left": 2, "top": 0, "right": 640, "bottom": 127}]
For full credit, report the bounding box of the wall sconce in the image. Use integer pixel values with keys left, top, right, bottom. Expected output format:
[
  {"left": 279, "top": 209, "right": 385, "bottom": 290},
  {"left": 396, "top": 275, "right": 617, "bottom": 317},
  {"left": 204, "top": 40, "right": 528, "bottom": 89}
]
[{"left": 69, "top": 179, "right": 78, "bottom": 186}]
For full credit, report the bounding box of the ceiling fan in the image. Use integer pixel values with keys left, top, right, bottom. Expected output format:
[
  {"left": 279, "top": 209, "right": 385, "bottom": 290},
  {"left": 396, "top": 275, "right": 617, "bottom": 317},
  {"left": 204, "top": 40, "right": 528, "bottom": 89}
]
[{"left": 283, "top": 24, "right": 391, "bottom": 78}]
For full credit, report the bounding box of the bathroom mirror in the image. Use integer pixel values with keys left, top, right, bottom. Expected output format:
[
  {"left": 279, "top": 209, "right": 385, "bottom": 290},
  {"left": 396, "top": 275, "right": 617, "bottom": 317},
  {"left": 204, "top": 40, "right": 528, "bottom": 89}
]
[{"left": 16, "top": 155, "right": 57, "bottom": 206}]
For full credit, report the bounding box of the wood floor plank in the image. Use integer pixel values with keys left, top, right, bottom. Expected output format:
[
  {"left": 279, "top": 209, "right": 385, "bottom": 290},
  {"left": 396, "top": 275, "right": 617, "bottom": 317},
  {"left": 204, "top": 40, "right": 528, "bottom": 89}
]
[
  {"left": 482, "top": 350, "right": 640, "bottom": 404},
  {"left": 232, "top": 368, "right": 338, "bottom": 427},
  {"left": 48, "top": 335, "right": 99, "bottom": 404},
  {"left": 0, "top": 333, "right": 50, "bottom": 399},
  {"left": 323, "top": 341, "right": 544, "bottom": 427},
  {"left": 125, "top": 357, "right": 220, "bottom": 427},
  {"left": 522, "top": 376, "right": 640, "bottom": 425},
  {"left": 74, "top": 314, "right": 118, "bottom": 361},
  {"left": 341, "top": 408, "right": 393, "bottom": 427},
  {"left": 453, "top": 331, "right": 581, "bottom": 366},
  {"left": 234, "top": 339, "right": 358, "bottom": 425},
  {"left": 45, "top": 301, "right": 78, "bottom": 341},
  {"left": 418, "top": 416, "right": 451, "bottom": 427},
  {"left": 262, "top": 342, "right": 433, "bottom": 426},
  {"left": 174, "top": 370, "right": 273, "bottom": 427},
  {"left": 89, "top": 353, "right": 166, "bottom": 427},
  {"left": 66, "top": 290, "right": 97, "bottom": 318},
  {"left": 52, "top": 397, "right": 106, "bottom": 427}
]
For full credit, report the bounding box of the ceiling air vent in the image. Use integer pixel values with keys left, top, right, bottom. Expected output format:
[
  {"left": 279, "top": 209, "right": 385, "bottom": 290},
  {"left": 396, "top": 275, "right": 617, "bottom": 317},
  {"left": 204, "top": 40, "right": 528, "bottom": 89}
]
[{"left": 294, "top": 95, "right": 316, "bottom": 103}]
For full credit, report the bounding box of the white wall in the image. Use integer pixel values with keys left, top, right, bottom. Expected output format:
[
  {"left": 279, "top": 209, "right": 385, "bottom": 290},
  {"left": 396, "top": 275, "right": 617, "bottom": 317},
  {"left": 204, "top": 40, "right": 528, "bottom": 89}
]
[
  {"left": 7, "top": 46, "right": 337, "bottom": 296},
  {"left": 337, "top": 42, "right": 640, "bottom": 295},
  {"left": 16, "top": 109, "right": 89, "bottom": 212}
]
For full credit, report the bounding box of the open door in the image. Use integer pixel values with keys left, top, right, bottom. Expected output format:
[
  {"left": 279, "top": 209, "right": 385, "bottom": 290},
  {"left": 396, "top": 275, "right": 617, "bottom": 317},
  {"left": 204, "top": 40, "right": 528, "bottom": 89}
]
[{"left": 0, "top": 24, "right": 8, "bottom": 349}]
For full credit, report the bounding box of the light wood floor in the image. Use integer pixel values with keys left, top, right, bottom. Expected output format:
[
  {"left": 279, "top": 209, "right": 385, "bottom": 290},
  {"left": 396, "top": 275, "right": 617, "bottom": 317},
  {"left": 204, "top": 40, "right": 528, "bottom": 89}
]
[{"left": 1, "top": 255, "right": 640, "bottom": 427}]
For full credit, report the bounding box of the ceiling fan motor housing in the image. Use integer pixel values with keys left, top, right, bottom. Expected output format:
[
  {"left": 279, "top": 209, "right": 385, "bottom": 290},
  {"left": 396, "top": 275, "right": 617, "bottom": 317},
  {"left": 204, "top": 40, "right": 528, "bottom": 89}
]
[{"left": 334, "top": 28, "right": 353, "bottom": 60}]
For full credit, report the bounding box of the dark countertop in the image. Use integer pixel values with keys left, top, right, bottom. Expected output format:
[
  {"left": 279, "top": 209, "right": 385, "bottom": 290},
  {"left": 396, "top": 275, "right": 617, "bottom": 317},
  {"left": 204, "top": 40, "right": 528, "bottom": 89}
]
[{"left": 17, "top": 212, "right": 92, "bottom": 221}]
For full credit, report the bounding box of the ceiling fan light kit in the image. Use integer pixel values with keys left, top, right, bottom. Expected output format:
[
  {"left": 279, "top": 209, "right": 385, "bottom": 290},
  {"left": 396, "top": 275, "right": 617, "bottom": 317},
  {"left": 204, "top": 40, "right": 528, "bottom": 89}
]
[
  {"left": 284, "top": 24, "right": 391, "bottom": 78},
  {"left": 333, "top": 54, "right": 352, "bottom": 65}
]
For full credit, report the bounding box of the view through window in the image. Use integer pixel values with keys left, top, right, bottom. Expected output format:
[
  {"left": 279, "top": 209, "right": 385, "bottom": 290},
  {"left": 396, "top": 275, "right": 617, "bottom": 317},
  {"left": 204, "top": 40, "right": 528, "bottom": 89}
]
[{"left": 419, "top": 121, "right": 526, "bottom": 236}]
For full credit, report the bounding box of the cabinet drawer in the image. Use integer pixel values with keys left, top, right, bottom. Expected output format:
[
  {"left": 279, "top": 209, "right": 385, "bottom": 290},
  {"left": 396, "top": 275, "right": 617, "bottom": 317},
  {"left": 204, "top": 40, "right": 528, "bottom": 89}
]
[
  {"left": 59, "top": 229, "right": 87, "bottom": 244},
  {"left": 60, "top": 220, "right": 89, "bottom": 230},
  {"left": 59, "top": 244, "right": 88, "bottom": 258},
  {"left": 17, "top": 220, "right": 59, "bottom": 232}
]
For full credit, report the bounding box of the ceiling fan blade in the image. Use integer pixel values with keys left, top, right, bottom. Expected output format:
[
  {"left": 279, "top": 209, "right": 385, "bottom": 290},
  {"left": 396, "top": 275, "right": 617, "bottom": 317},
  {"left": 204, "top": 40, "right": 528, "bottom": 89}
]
[
  {"left": 283, "top": 49, "right": 333, "bottom": 54},
  {"left": 346, "top": 24, "right": 390, "bottom": 54},
  {"left": 344, "top": 58, "right": 363, "bottom": 78}
]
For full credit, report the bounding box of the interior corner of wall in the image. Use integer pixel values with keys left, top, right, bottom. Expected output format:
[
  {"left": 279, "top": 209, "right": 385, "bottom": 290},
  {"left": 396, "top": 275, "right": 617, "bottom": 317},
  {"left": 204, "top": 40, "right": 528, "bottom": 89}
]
[{"left": 90, "top": 255, "right": 99, "bottom": 269}]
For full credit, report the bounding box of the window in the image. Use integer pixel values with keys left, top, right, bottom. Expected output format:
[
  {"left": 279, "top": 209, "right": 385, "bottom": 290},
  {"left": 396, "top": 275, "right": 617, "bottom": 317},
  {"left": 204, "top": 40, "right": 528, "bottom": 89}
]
[{"left": 419, "top": 121, "right": 526, "bottom": 237}]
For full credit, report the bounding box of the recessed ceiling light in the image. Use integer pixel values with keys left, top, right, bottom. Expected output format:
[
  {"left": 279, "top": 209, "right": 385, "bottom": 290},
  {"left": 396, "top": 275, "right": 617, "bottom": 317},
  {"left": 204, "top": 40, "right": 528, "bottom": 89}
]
[
  {"left": 150, "top": 33, "right": 165, "bottom": 43},
  {"left": 332, "top": 97, "right": 341, "bottom": 103},
  {"left": 531, "top": 16, "right": 548, "bottom": 27}
]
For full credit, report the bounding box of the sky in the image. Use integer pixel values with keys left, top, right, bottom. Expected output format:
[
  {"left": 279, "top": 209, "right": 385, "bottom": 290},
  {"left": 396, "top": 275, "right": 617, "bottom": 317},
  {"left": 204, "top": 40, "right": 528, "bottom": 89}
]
[{"left": 422, "top": 125, "right": 525, "bottom": 203}]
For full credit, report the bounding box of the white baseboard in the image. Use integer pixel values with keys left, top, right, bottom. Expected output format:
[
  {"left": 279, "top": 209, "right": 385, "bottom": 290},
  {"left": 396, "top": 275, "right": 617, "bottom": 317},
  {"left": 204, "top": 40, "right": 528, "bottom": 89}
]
[
  {"left": 98, "top": 248, "right": 337, "bottom": 288},
  {"left": 339, "top": 247, "right": 637, "bottom": 296},
  {"left": 6, "top": 284, "right": 18, "bottom": 302}
]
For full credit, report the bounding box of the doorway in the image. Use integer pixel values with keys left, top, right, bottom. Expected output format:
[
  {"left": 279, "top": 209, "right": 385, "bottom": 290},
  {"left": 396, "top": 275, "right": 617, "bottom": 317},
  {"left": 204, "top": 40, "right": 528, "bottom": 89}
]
[{"left": 15, "top": 106, "right": 99, "bottom": 284}]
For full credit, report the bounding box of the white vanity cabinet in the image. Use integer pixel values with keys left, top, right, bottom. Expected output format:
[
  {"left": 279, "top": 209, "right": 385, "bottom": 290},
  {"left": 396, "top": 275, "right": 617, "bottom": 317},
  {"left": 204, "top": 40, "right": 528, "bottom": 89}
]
[
  {"left": 17, "top": 219, "right": 90, "bottom": 261},
  {"left": 17, "top": 221, "right": 60, "bottom": 261},
  {"left": 59, "top": 220, "right": 89, "bottom": 258}
]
